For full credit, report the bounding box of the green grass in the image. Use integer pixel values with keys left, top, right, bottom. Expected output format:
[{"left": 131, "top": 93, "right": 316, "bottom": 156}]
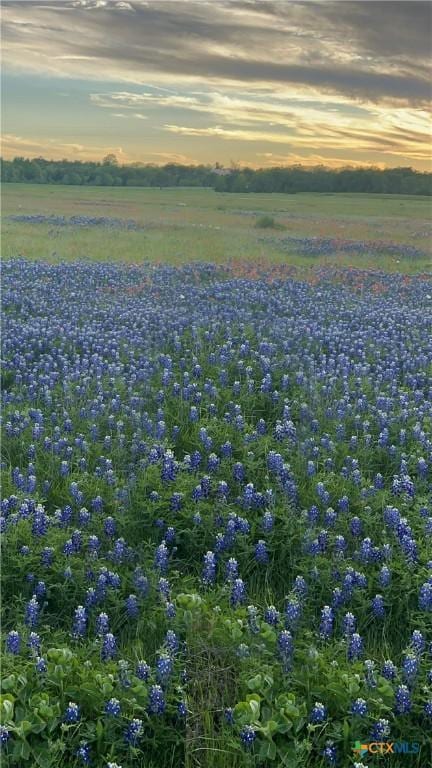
[{"left": 2, "top": 184, "right": 431, "bottom": 273}]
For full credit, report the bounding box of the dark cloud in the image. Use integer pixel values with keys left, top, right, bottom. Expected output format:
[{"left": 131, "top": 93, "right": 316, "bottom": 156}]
[{"left": 2, "top": 0, "right": 431, "bottom": 106}]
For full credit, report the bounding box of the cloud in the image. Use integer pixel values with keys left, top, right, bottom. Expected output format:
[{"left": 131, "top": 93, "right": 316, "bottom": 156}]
[
  {"left": 2, "top": 1, "right": 431, "bottom": 105},
  {"left": 1, "top": 133, "right": 129, "bottom": 161},
  {"left": 2, "top": 1, "right": 430, "bottom": 169}
]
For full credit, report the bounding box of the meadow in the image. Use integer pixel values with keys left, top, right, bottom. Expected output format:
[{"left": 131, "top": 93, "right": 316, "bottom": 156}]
[
  {"left": 1, "top": 186, "right": 432, "bottom": 768},
  {"left": 2, "top": 184, "right": 431, "bottom": 272}
]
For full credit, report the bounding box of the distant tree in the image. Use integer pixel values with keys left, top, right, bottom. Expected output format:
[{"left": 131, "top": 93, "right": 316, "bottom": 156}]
[
  {"left": 1, "top": 156, "right": 430, "bottom": 195},
  {"left": 102, "top": 154, "right": 119, "bottom": 166}
]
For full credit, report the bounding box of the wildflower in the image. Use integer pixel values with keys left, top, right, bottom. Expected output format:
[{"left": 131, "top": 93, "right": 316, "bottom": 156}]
[
  {"left": 105, "top": 698, "right": 121, "bottom": 717},
  {"left": 148, "top": 685, "right": 165, "bottom": 715},
  {"left": 309, "top": 702, "right": 327, "bottom": 724},
  {"left": 124, "top": 718, "right": 143, "bottom": 745},
  {"left": 6, "top": 630, "right": 21, "bottom": 654},
  {"left": 239, "top": 725, "right": 256, "bottom": 748},
  {"left": 64, "top": 702, "right": 80, "bottom": 723}
]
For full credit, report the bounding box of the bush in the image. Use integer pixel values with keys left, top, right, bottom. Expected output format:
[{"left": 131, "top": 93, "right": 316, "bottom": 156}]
[{"left": 255, "top": 215, "right": 276, "bottom": 229}]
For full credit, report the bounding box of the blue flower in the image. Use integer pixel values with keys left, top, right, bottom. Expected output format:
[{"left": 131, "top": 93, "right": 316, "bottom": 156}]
[
  {"left": 148, "top": 685, "right": 165, "bottom": 715},
  {"left": 309, "top": 702, "right": 327, "bottom": 724},
  {"left": 105, "top": 698, "right": 121, "bottom": 717},
  {"left": 348, "top": 633, "right": 363, "bottom": 662},
  {"left": 124, "top": 718, "right": 143, "bottom": 745},
  {"left": 395, "top": 685, "right": 411, "bottom": 714},
  {"left": 101, "top": 633, "right": 117, "bottom": 662},
  {"left": 64, "top": 702, "right": 80, "bottom": 723},
  {"left": 370, "top": 718, "right": 390, "bottom": 740},
  {"left": 230, "top": 578, "right": 246, "bottom": 607},
  {"left": 350, "top": 698, "right": 368, "bottom": 717},
  {"left": 6, "top": 630, "right": 21, "bottom": 655},
  {"left": 239, "top": 725, "right": 256, "bottom": 748}
]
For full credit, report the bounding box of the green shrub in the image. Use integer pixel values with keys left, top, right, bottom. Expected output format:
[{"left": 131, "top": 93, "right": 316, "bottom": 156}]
[{"left": 255, "top": 215, "right": 276, "bottom": 229}]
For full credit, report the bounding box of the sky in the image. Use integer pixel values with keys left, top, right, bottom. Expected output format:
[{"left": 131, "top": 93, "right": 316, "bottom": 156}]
[{"left": 2, "top": 0, "right": 431, "bottom": 169}]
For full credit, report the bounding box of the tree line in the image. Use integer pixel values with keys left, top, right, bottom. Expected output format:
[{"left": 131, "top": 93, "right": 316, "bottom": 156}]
[{"left": 1, "top": 155, "right": 431, "bottom": 195}]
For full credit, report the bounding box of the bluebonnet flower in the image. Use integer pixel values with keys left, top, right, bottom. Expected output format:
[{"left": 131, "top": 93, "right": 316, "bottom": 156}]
[
  {"left": 264, "top": 605, "right": 280, "bottom": 626},
  {"left": 101, "top": 633, "right": 117, "bottom": 662},
  {"left": 105, "top": 698, "right": 121, "bottom": 717},
  {"left": 370, "top": 718, "right": 390, "bottom": 740},
  {"left": 309, "top": 702, "right": 327, "bottom": 724},
  {"left": 371, "top": 594, "right": 385, "bottom": 618},
  {"left": 348, "top": 633, "right": 363, "bottom": 662},
  {"left": 156, "top": 653, "right": 173, "bottom": 685},
  {"left": 322, "top": 741, "right": 337, "bottom": 765},
  {"left": 394, "top": 685, "right": 411, "bottom": 714},
  {"left": 148, "top": 685, "right": 165, "bottom": 715},
  {"left": 319, "top": 605, "right": 334, "bottom": 640},
  {"left": 41, "top": 547, "right": 54, "bottom": 566},
  {"left": 96, "top": 612, "right": 109, "bottom": 636},
  {"left": 262, "top": 510, "right": 274, "bottom": 532},
  {"left": 165, "top": 629, "right": 179, "bottom": 654},
  {"left": 72, "top": 605, "right": 87, "bottom": 638},
  {"left": 75, "top": 742, "right": 91, "bottom": 765},
  {"left": 239, "top": 725, "right": 256, "bottom": 748},
  {"left": 402, "top": 653, "right": 419, "bottom": 685},
  {"left": 64, "top": 702, "right": 80, "bottom": 723},
  {"left": 382, "top": 660, "right": 397, "bottom": 680},
  {"left": 136, "top": 661, "right": 150, "bottom": 680},
  {"left": 202, "top": 551, "right": 217, "bottom": 586},
  {"left": 0, "top": 726, "right": 10, "bottom": 747},
  {"left": 6, "top": 630, "right": 21, "bottom": 654},
  {"left": 154, "top": 542, "right": 169, "bottom": 573},
  {"left": 350, "top": 698, "right": 368, "bottom": 716},
  {"left": 224, "top": 707, "right": 234, "bottom": 724},
  {"left": 124, "top": 718, "right": 143, "bottom": 745},
  {"left": 410, "top": 630, "right": 425, "bottom": 655},
  {"left": 230, "top": 578, "right": 246, "bottom": 607},
  {"left": 25, "top": 596, "right": 39, "bottom": 627},
  {"left": 419, "top": 581, "right": 432, "bottom": 610},
  {"left": 27, "top": 632, "right": 41, "bottom": 654},
  {"left": 35, "top": 657, "right": 47, "bottom": 673},
  {"left": 177, "top": 701, "right": 187, "bottom": 718},
  {"left": 285, "top": 598, "right": 302, "bottom": 630},
  {"left": 125, "top": 594, "right": 139, "bottom": 619},
  {"left": 424, "top": 701, "right": 432, "bottom": 718},
  {"left": 278, "top": 630, "right": 293, "bottom": 672},
  {"left": 254, "top": 540, "right": 268, "bottom": 564},
  {"left": 247, "top": 605, "right": 260, "bottom": 634}
]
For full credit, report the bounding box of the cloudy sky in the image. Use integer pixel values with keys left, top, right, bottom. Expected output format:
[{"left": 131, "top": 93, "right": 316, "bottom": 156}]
[{"left": 2, "top": 0, "right": 431, "bottom": 169}]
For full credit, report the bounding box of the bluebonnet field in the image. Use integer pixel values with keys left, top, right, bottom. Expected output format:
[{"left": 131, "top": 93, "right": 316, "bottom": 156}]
[{"left": 1, "top": 259, "right": 432, "bottom": 768}]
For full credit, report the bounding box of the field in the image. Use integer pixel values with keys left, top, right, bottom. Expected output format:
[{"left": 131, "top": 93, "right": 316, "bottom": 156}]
[
  {"left": 2, "top": 184, "right": 431, "bottom": 272},
  {"left": 1, "top": 185, "right": 432, "bottom": 768}
]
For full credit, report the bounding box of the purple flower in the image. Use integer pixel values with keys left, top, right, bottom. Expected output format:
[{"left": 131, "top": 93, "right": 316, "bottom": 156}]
[
  {"left": 105, "top": 698, "right": 121, "bottom": 717},
  {"left": 124, "top": 717, "right": 143, "bottom": 745},
  {"left": 319, "top": 605, "right": 334, "bottom": 640},
  {"left": 101, "top": 632, "right": 117, "bottom": 662},
  {"left": 148, "top": 684, "right": 165, "bottom": 715},
  {"left": 64, "top": 702, "right": 80, "bottom": 723},
  {"left": 309, "top": 702, "right": 327, "bottom": 724},
  {"left": 25, "top": 596, "right": 39, "bottom": 628},
  {"left": 395, "top": 685, "right": 411, "bottom": 714},
  {"left": 370, "top": 718, "right": 390, "bottom": 740},
  {"left": 348, "top": 633, "right": 363, "bottom": 662},
  {"left": 230, "top": 578, "right": 246, "bottom": 607},
  {"left": 239, "top": 725, "right": 256, "bottom": 749},
  {"left": 6, "top": 630, "right": 21, "bottom": 655},
  {"left": 350, "top": 698, "right": 368, "bottom": 717}
]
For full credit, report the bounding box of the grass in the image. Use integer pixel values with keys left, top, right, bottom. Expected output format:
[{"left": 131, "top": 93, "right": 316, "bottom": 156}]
[{"left": 2, "top": 184, "right": 431, "bottom": 273}]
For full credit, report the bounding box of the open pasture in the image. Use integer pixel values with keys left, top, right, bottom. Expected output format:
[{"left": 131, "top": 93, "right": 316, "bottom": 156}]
[{"left": 2, "top": 184, "right": 431, "bottom": 272}]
